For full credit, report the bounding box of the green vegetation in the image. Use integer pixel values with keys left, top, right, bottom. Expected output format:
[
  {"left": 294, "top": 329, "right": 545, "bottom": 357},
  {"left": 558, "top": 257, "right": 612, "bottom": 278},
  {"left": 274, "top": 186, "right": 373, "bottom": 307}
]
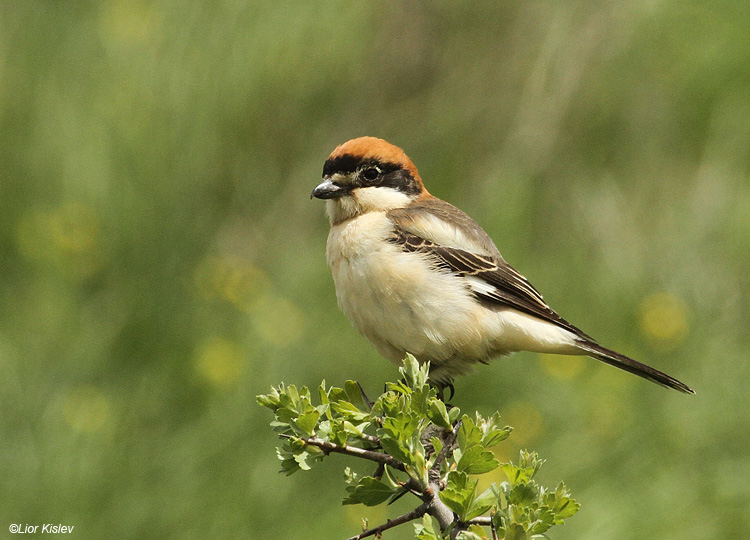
[
  {"left": 258, "top": 357, "right": 579, "bottom": 539},
  {"left": 1, "top": 1, "right": 749, "bottom": 539}
]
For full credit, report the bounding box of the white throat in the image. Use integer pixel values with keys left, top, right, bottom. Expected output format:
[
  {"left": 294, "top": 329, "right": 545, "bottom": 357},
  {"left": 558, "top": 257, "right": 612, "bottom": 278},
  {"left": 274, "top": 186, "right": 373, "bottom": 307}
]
[{"left": 327, "top": 186, "right": 413, "bottom": 224}]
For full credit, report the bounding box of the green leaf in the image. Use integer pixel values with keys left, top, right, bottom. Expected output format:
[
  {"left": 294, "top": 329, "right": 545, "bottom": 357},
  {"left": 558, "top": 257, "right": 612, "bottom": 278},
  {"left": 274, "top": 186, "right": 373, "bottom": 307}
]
[
  {"left": 292, "top": 409, "right": 320, "bottom": 436},
  {"left": 427, "top": 399, "right": 452, "bottom": 429},
  {"left": 283, "top": 384, "right": 300, "bottom": 407},
  {"left": 545, "top": 482, "right": 580, "bottom": 521},
  {"left": 465, "top": 486, "right": 497, "bottom": 521},
  {"left": 517, "top": 450, "right": 544, "bottom": 477},
  {"left": 294, "top": 450, "right": 313, "bottom": 471},
  {"left": 414, "top": 515, "right": 442, "bottom": 540},
  {"left": 381, "top": 411, "right": 420, "bottom": 440},
  {"left": 382, "top": 464, "right": 400, "bottom": 488},
  {"left": 482, "top": 426, "right": 511, "bottom": 447},
  {"left": 385, "top": 379, "right": 412, "bottom": 397},
  {"left": 508, "top": 482, "right": 537, "bottom": 506},
  {"left": 528, "top": 509, "right": 555, "bottom": 535},
  {"left": 409, "top": 444, "right": 429, "bottom": 486},
  {"left": 256, "top": 386, "right": 281, "bottom": 411},
  {"left": 274, "top": 406, "right": 297, "bottom": 426},
  {"left": 430, "top": 436, "right": 444, "bottom": 459},
  {"left": 276, "top": 447, "right": 300, "bottom": 475},
  {"left": 440, "top": 471, "right": 476, "bottom": 521},
  {"left": 456, "top": 530, "right": 486, "bottom": 540},
  {"left": 344, "top": 380, "right": 370, "bottom": 411},
  {"left": 480, "top": 413, "right": 512, "bottom": 447},
  {"left": 458, "top": 415, "right": 482, "bottom": 451},
  {"left": 502, "top": 462, "right": 528, "bottom": 485},
  {"left": 329, "top": 419, "right": 348, "bottom": 447},
  {"left": 343, "top": 476, "right": 395, "bottom": 506},
  {"left": 504, "top": 523, "right": 528, "bottom": 540},
  {"left": 501, "top": 451, "right": 543, "bottom": 486},
  {"left": 400, "top": 354, "right": 429, "bottom": 390},
  {"left": 411, "top": 384, "right": 434, "bottom": 415},
  {"left": 379, "top": 437, "right": 413, "bottom": 466},
  {"left": 327, "top": 386, "right": 348, "bottom": 403},
  {"left": 286, "top": 436, "right": 307, "bottom": 452},
  {"left": 457, "top": 445, "right": 499, "bottom": 474},
  {"left": 331, "top": 400, "right": 369, "bottom": 421},
  {"left": 341, "top": 420, "right": 366, "bottom": 438},
  {"left": 343, "top": 466, "right": 359, "bottom": 485},
  {"left": 318, "top": 383, "right": 332, "bottom": 419}
]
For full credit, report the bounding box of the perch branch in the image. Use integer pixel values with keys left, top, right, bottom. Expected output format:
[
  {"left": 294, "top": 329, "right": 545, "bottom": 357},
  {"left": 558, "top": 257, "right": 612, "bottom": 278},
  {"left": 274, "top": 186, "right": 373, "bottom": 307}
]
[
  {"left": 345, "top": 502, "right": 429, "bottom": 540},
  {"left": 280, "top": 434, "right": 406, "bottom": 471},
  {"left": 432, "top": 419, "right": 462, "bottom": 472}
]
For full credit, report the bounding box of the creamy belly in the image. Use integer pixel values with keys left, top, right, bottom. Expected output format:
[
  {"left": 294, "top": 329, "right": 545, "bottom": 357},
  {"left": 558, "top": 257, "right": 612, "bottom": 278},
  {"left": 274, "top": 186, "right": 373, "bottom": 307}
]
[{"left": 326, "top": 212, "right": 580, "bottom": 382}]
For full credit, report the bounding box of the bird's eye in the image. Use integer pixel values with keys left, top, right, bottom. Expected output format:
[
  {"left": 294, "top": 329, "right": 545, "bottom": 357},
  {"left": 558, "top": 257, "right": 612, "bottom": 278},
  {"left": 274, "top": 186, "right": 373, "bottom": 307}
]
[{"left": 362, "top": 167, "right": 380, "bottom": 182}]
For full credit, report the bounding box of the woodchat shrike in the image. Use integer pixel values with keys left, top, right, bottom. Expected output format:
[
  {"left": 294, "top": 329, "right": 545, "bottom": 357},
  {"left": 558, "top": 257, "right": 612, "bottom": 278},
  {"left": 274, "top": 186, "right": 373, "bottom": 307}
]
[{"left": 312, "top": 137, "right": 694, "bottom": 395}]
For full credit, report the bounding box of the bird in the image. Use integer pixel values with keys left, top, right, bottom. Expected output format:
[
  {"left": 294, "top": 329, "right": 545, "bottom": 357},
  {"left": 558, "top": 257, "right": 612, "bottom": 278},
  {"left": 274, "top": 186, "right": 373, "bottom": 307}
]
[{"left": 311, "top": 136, "right": 694, "bottom": 395}]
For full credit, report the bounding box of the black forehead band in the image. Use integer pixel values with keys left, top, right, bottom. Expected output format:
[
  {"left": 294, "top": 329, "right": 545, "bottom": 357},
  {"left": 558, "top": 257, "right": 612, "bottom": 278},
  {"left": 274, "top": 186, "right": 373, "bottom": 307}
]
[{"left": 323, "top": 154, "right": 401, "bottom": 177}]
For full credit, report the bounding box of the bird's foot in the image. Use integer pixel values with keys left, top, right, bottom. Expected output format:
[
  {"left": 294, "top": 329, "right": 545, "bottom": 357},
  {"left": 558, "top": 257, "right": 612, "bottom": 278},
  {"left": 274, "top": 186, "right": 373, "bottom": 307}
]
[{"left": 435, "top": 381, "right": 456, "bottom": 403}]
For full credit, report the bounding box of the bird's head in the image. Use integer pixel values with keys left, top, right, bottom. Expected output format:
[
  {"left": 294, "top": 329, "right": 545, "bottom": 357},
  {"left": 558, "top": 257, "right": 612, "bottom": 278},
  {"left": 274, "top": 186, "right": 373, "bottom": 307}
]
[{"left": 312, "top": 137, "right": 429, "bottom": 224}]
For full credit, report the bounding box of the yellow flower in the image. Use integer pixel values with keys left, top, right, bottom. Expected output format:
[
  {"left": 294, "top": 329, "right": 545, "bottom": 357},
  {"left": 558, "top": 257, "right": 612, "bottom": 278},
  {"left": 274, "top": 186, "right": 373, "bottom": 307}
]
[
  {"left": 194, "top": 337, "right": 245, "bottom": 386},
  {"left": 639, "top": 292, "right": 689, "bottom": 350}
]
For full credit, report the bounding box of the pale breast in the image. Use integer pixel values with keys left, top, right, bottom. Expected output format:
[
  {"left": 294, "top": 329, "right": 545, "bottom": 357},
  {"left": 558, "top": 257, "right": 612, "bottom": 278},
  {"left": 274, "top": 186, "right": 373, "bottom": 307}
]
[{"left": 325, "top": 212, "right": 494, "bottom": 371}]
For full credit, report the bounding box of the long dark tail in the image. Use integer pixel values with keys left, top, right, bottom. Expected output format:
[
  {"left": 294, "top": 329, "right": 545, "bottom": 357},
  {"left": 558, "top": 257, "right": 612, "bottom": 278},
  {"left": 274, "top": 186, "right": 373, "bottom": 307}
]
[{"left": 575, "top": 340, "right": 695, "bottom": 394}]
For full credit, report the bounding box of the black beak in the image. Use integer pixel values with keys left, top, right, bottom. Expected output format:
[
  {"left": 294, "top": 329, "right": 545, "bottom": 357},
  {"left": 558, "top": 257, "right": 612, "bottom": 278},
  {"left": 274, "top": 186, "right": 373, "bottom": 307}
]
[{"left": 311, "top": 178, "right": 346, "bottom": 199}]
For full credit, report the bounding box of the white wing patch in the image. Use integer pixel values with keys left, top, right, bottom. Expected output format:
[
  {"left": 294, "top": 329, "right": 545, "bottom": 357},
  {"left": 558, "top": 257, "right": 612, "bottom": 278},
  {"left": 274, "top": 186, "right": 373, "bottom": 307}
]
[
  {"left": 406, "top": 212, "right": 493, "bottom": 256},
  {"left": 465, "top": 275, "right": 498, "bottom": 297}
]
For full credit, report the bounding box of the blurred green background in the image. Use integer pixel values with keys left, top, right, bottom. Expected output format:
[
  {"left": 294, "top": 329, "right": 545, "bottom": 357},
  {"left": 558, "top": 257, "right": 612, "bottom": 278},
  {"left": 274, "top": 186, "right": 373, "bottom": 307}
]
[{"left": 2, "top": 1, "right": 749, "bottom": 538}]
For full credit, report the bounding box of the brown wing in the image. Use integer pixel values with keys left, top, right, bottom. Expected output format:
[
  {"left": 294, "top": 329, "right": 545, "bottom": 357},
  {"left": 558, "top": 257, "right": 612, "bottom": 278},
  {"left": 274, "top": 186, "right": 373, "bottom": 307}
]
[{"left": 389, "top": 227, "right": 596, "bottom": 342}]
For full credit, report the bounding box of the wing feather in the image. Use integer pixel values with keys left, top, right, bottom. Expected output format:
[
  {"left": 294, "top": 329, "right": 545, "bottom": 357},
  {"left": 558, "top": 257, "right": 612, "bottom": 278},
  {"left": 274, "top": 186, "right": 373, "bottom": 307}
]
[{"left": 389, "top": 226, "right": 596, "bottom": 342}]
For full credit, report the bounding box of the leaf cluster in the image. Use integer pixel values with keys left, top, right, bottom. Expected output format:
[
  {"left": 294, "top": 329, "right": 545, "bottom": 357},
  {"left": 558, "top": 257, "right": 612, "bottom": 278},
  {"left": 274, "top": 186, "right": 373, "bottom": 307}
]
[{"left": 258, "top": 356, "right": 579, "bottom": 539}]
